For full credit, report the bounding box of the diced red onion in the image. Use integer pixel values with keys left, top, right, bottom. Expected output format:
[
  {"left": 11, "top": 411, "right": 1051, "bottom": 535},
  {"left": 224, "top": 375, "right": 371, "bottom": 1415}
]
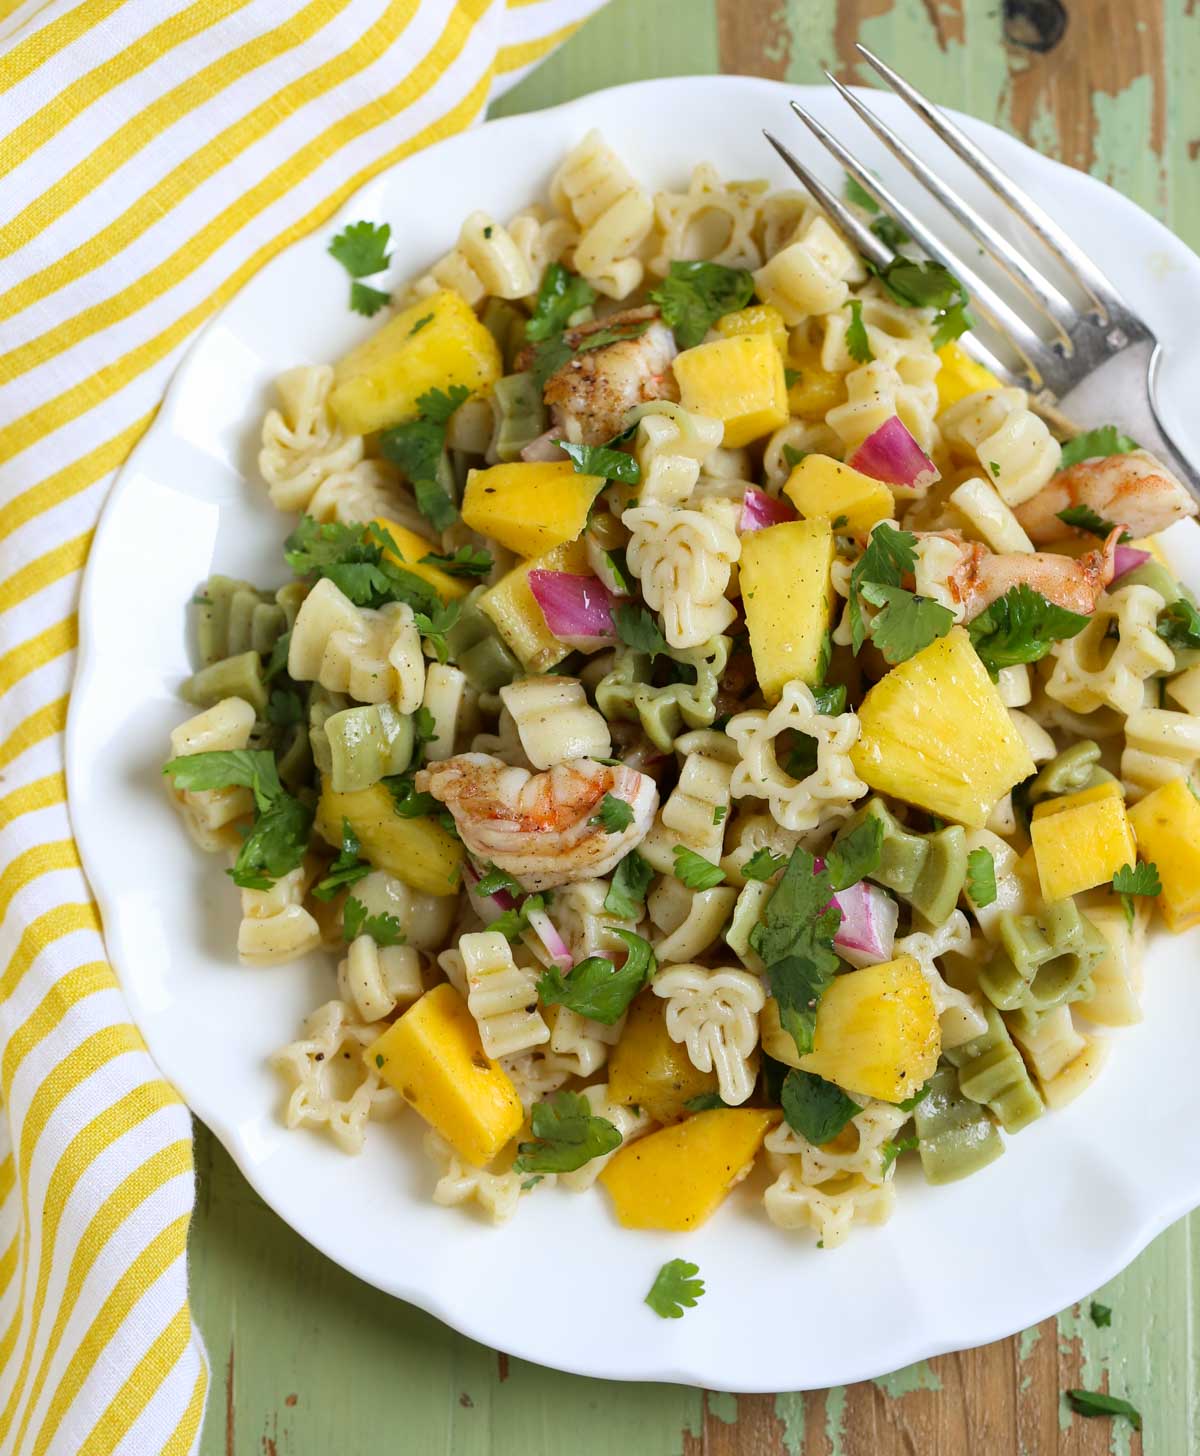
[
  {"left": 833, "top": 881, "right": 899, "bottom": 967},
  {"left": 1111, "top": 544, "right": 1151, "bottom": 581},
  {"left": 847, "top": 416, "right": 940, "bottom": 493},
  {"left": 528, "top": 569, "right": 617, "bottom": 650},
  {"left": 739, "top": 486, "right": 796, "bottom": 533},
  {"left": 524, "top": 906, "right": 574, "bottom": 971},
  {"left": 463, "top": 861, "right": 517, "bottom": 924},
  {"left": 520, "top": 430, "right": 567, "bottom": 463}
]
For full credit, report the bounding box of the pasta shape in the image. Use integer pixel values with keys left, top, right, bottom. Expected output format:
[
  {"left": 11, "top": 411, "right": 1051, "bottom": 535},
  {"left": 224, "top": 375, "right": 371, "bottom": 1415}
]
[
  {"left": 424, "top": 1130, "right": 528, "bottom": 1224},
  {"left": 763, "top": 1168, "right": 896, "bottom": 1248},
  {"left": 720, "top": 809, "right": 803, "bottom": 887},
  {"left": 1120, "top": 705, "right": 1200, "bottom": 799},
  {"left": 1007, "top": 1004, "right": 1085, "bottom": 1085},
  {"left": 826, "top": 358, "right": 939, "bottom": 456},
  {"left": 271, "top": 999, "right": 400, "bottom": 1154},
  {"left": 623, "top": 498, "right": 740, "bottom": 649},
  {"left": 639, "top": 748, "right": 734, "bottom": 873},
  {"left": 1074, "top": 900, "right": 1145, "bottom": 1026},
  {"left": 727, "top": 680, "right": 868, "bottom": 833},
  {"left": 497, "top": 1048, "right": 575, "bottom": 1108},
  {"left": 649, "top": 163, "right": 765, "bottom": 276},
  {"left": 543, "top": 1004, "right": 610, "bottom": 1077},
  {"left": 460, "top": 930, "right": 550, "bottom": 1059},
  {"left": 351, "top": 870, "right": 457, "bottom": 951},
  {"left": 288, "top": 576, "right": 425, "bottom": 709},
  {"left": 652, "top": 964, "right": 765, "bottom": 1105},
  {"left": 422, "top": 663, "right": 474, "bottom": 762},
  {"left": 551, "top": 129, "right": 654, "bottom": 298},
  {"left": 259, "top": 365, "right": 364, "bottom": 513},
  {"left": 634, "top": 402, "right": 724, "bottom": 507},
  {"left": 552, "top": 877, "right": 637, "bottom": 962},
  {"left": 506, "top": 206, "right": 578, "bottom": 293},
  {"left": 595, "top": 633, "right": 730, "bottom": 750},
  {"left": 238, "top": 865, "right": 322, "bottom": 967},
  {"left": 336, "top": 935, "right": 424, "bottom": 1022},
  {"left": 895, "top": 909, "right": 988, "bottom": 1049},
  {"left": 1045, "top": 583, "right": 1173, "bottom": 716},
  {"left": 408, "top": 210, "right": 535, "bottom": 306},
  {"left": 167, "top": 696, "right": 257, "bottom": 852},
  {"left": 752, "top": 215, "right": 863, "bottom": 324},
  {"left": 820, "top": 288, "right": 936, "bottom": 376},
  {"left": 762, "top": 418, "right": 841, "bottom": 494},
  {"left": 648, "top": 876, "right": 738, "bottom": 963},
  {"left": 557, "top": 1084, "right": 651, "bottom": 1192},
  {"left": 755, "top": 189, "right": 817, "bottom": 259},
  {"left": 306, "top": 458, "right": 428, "bottom": 535},
  {"left": 499, "top": 675, "right": 612, "bottom": 769},
  {"left": 764, "top": 1099, "right": 907, "bottom": 1186},
  {"left": 912, "top": 535, "right": 968, "bottom": 622},
  {"left": 939, "top": 388, "right": 1061, "bottom": 507},
  {"left": 1039, "top": 1035, "right": 1110, "bottom": 1109},
  {"left": 948, "top": 476, "right": 1034, "bottom": 554}
]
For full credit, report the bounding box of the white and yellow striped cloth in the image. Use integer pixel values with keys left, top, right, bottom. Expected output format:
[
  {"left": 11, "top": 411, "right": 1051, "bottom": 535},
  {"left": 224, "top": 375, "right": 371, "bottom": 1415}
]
[{"left": 0, "top": 2, "right": 601, "bottom": 1449}]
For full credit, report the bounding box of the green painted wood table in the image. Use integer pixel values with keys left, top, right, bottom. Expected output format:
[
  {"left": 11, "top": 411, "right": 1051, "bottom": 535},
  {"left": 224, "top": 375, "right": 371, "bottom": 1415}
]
[{"left": 190, "top": 3, "right": 1199, "bottom": 1451}]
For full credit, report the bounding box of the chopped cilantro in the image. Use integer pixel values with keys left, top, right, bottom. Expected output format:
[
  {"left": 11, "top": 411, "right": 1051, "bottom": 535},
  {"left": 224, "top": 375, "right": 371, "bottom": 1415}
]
[
  {"left": 312, "top": 818, "right": 371, "bottom": 901},
  {"left": 650, "top": 260, "right": 755, "bottom": 349},
  {"left": 897, "top": 1081, "right": 933, "bottom": 1112},
  {"left": 475, "top": 863, "right": 523, "bottom": 897},
  {"left": 750, "top": 848, "right": 841, "bottom": 1057},
  {"left": 742, "top": 847, "right": 788, "bottom": 882},
  {"left": 1059, "top": 425, "right": 1139, "bottom": 469},
  {"left": 525, "top": 262, "right": 596, "bottom": 342},
  {"left": 967, "top": 583, "right": 1089, "bottom": 678},
  {"left": 409, "top": 312, "right": 434, "bottom": 335},
  {"left": 1112, "top": 860, "right": 1161, "bottom": 927},
  {"left": 966, "top": 846, "right": 998, "bottom": 909},
  {"left": 412, "top": 598, "right": 461, "bottom": 664},
  {"left": 672, "top": 846, "right": 725, "bottom": 891},
  {"left": 868, "top": 257, "right": 973, "bottom": 347},
  {"left": 614, "top": 604, "right": 669, "bottom": 660},
  {"left": 1056, "top": 503, "right": 1129, "bottom": 542},
  {"left": 781, "top": 444, "right": 808, "bottom": 469},
  {"left": 1090, "top": 1302, "right": 1113, "bottom": 1328},
  {"left": 683, "top": 1093, "right": 729, "bottom": 1112},
  {"left": 825, "top": 816, "right": 884, "bottom": 892},
  {"left": 328, "top": 221, "right": 391, "bottom": 312},
  {"left": 378, "top": 386, "right": 470, "bottom": 533},
  {"left": 644, "top": 1259, "right": 705, "bottom": 1319},
  {"left": 558, "top": 437, "right": 641, "bottom": 486},
  {"left": 879, "top": 1134, "right": 920, "bottom": 1174},
  {"left": 781, "top": 1069, "right": 859, "bottom": 1145},
  {"left": 1064, "top": 1390, "right": 1141, "bottom": 1432},
  {"left": 537, "top": 928, "right": 655, "bottom": 1025},
  {"left": 514, "top": 1090, "right": 623, "bottom": 1174},
  {"left": 591, "top": 793, "right": 635, "bottom": 833},
  {"left": 604, "top": 852, "right": 654, "bottom": 919},
  {"left": 849, "top": 523, "right": 953, "bottom": 662},
  {"left": 845, "top": 299, "right": 873, "bottom": 363},
  {"left": 283, "top": 517, "right": 444, "bottom": 617},
  {"left": 342, "top": 895, "right": 405, "bottom": 946},
  {"left": 1156, "top": 597, "right": 1200, "bottom": 652},
  {"left": 419, "top": 545, "right": 493, "bottom": 578}
]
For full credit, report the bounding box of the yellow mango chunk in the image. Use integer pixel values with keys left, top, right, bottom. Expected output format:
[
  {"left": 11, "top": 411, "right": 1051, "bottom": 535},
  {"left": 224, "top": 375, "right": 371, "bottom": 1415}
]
[
  {"left": 714, "top": 304, "right": 788, "bottom": 357},
  {"left": 372, "top": 518, "right": 469, "bottom": 602},
  {"left": 935, "top": 341, "right": 1003, "bottom": 412},
  {"left": 606, "top": 990, "right": 719, "bottom": 1122},
  {"left": 599, "top": 1108, "right": 777, "bottom": 1231},
  {"left": 785, "top": 343, "right": 848, "bottom": 421},
  {"left": 740, "top": 520, "right": 834, "bottom": 701},
  {"left": 369, "top": 985, "right": 522, "bottom": 1166},
  {"left": 331, "top": 289, "right": 501, "bottom": 435},
  {"left": 316, "top": 780, "right": 462, "bottom": 897},
  {"left": 478, "top": 538, "right": 588, "bottom": 673},
  {"left": 1031, "top": 783, "right": 1136, "bottom": 901},
  {"left": 1128, "top": 778, "right": 1200, "bottom": 931},
  {"left": 672, "top": 333, "right": 788, "bottom": 447},
  {"left": 798, "top": 956, "right": 941, "bottom": 1103},
  {"left": 851, "top": 627, "right": 1035, "bottom": 827},
  {"left": 782, "top": 454, "right": 895, "bottom": 537},
  {"left": 461, "top": 460, "right": 602, "bottom": 558}
]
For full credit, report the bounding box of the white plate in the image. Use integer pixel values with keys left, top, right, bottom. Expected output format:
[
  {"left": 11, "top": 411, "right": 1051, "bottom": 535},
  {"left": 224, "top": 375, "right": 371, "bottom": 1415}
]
[{"left": 69, "top": 76, "right": 1200, "bottom": 1393}]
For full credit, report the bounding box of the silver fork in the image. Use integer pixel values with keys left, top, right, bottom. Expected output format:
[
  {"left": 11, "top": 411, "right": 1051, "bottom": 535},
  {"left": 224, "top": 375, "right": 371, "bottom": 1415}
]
[{"left": 763, "top": 43, "right": 1200, "bottom": 501}]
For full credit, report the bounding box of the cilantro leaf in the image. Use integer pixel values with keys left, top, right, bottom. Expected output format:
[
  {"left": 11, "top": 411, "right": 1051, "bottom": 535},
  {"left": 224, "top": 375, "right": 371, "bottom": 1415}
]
[
  {"left": 418, "top": 386, "right": 472, "bottom": 427},
  {"left": 419, "top": 545, "right": 493, "bottom": 578},
  {"left": 1056, "top": 504, "right": 1129, "bottom": 541},
  {"left": 811, "top": 682, "right": 847, "bottom": 717},
  {"left": 591, "top": 793, "right": 635, "bottom": 833},
  {"left": 349, "top": 281, "right": 390, "bottom": 317},
  {"left": 644, "top": 1259, "right": 705, "bottom": 1320},
  {"left": 848, "top": 522, "right": 919, "bottom": 654},
  {"left": 966, "top": 846, "right": 998, "bottom": 908},
  {"left": 312, "top": 818, "right": 371, "bottom": 901},
  {"left": 871, "top": 214, "right": 911, "bottom": 250},
  {"left": 967, "top": 583, "right": 1089, "bottom": 678},
  {"left": 1090, "top": 1302, "right": 1113, "bottom": 1328},
  {"left": 264, "top": 630, "right": 292, "bottom": 683},
  {"left": 514, "top": 1090, "right": 623, "bottom": 1174},
  {"left": 1157, "top": 597, "right": 1200, "bottom": 652},
  {"left": 825, "top": 816, "right": 884, "bottom": 892},
  {"left": 413, "top": 478, "right": 458, "bottom": 533},
  {"left": 1059, "top": 425, "right": 1139, "bottom": 469},
  {"left": 781, "top": 444, "right": 808, "bottom": 469},
  {"left": 604, "top": 851, "right": 653, "bottom": 919},
  {"left": 283, "top": 517, "right": 443, "bottom": 616},
  {"left": 343, "top": 894, "right": 405, "bottom": 946},
  {"left": 672, "top": 846, "right": 725, "bottom": 891},
  {"left": 163, "top": 749, "right": 281, "bottom": 813},
  {"left": 879, "top": 1134, "right": 920, "bottom": 1174},
  {"left": 650, "top": 260, "right": 755, "bottom": 349},
  {"left": 845, "top": 299, "right": 873, "bottom": 363},
  {"left": 412, "top": 598, "right": 461, "bottom": 664},
  {"left": 858, "top": 582, "right": 954, "bottom": 664},
  {"left": 525, "top": 262, "right": 596, "bottom": 342},
  {"left": 228, "top": 793, "right": 313, "bottom": 891},
  {"left": 742, "top": 847, "right": 787, "bottom": 882},
  {"left": 868, "top": 257, "right": 973, "bottom": 346},
  {"left": 751, "top": 848, "right": 841, "bottom": 1057},
  {"left": 529, "top": 335, "right": 575, "bottom": 390},
  {"left": 266, "top": 688, "right": 303, "bottom": 727},
  {"left": 488, "top": 891, "right": 546, "bottom": 942},
  {"left": 558, "top": 437, "right": 641, "bottom": 485},
  {"left": 614, "top": 604, "right": 669, "bottom": 660},
  {"left": 475, "top": 863, "right": 523, "bottom": 897},
  {"left": 844, "top": 174, "right": 879, "bottom": 212},
  {"left": 781, "top": 1069, "right": 860, "bottom": 1145},
  {"left": 683, "top": 1093, "right": 729, "bottom": 1112},
  {"left": 328, "top": 220, "right": 391, "bottom": 279},
  {"left": 1112, "top": 862, "right": 1161, "bottom": 896},
  {"left": 537, "top": 928, "right": 655, "bottom": 1025},
  {"left": 1065, "top": 1390, "right": 1141, "bottom": 1432},
  {"left": 383, "top": 770, "right": 440, "bottom": 821},
  {"left": 378, "top": 387, "right": 470, "bottom": 532},
  {"left": 897, "top": 1081, "right": 933, "bottom": 1112}
]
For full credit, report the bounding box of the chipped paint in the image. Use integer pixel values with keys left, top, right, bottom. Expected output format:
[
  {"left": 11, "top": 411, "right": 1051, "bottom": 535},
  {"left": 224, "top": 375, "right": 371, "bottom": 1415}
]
[
  {"left": 773, "top": 1389, "right": 807, "bottom": 1454},
  {"left": 872, "top": 1359, "right": 943, "bottom": 1398},
  {"left": 825, "top": 1383, "right": 848, "bottom": 1455},
  {"left": 706, "top": 1391, "right": 739, "bottom": 1424}
]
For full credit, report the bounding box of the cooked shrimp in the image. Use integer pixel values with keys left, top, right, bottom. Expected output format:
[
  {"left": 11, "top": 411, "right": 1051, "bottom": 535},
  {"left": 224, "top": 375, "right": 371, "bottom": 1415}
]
[
  {"left": 535, "top": 306, "right": 678, "bottom": 445},
  {"left": 417, "top": 753, "right": 658, "bottom": 891},
  {"left": 1015, "top": 448, "right": 1197, "bottom": 545},
  {"left": 926, "top": 528, "right": 1119, "bottom": 619}
]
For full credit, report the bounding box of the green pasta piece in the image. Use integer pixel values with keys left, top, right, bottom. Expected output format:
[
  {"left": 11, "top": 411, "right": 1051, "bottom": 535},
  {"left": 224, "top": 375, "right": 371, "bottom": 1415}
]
[
  {"left": 491, "top": 372, "right": 547, "bottom": 462},
  {"left": 481, "top": 297, "right": 527, "bottom": 373},
  {"left": 180, "top": 650, "right": 267, "bottom": 715},
  {"left": 832, "top": 797, "right": 966, "bottom": 924},
  {"left": 308, "top": 687, "right": 352, "bottom": 777},
  {"left": 1027, "top": 740, "right": 1113, "bottom": 804},
  {"left": 443, "top": 588, "right": 520, "bottom": 692},
  {"left": 275, "top": 580, "right": 310, "bottom": 629},
  {"left": 914, "top": 1063, "right": 1005, "bottom": 1185},
  {"left": 979, "top": 900, "right": 1107, "bottom": 1015},
  {"left": 595, "top": 635, "right": 730, "bottom": 751},
  {"left": 322, "top": 704, "right": 415, "bottom": 792},
  {"left": 943, "top": 1003, "right": 1044, "bottom": 1133},
  {"left": 275, "top": 718, "right": 314, "bottom": 792},
  {"left": 194, "top": 575, "right": 285, "bottom": 665}
]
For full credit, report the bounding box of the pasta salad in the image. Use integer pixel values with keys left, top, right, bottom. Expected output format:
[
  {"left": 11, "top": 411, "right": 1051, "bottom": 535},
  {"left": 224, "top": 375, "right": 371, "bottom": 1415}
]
[{"left": 163, "top": 130, "right": 1200, "bottom": 1250}]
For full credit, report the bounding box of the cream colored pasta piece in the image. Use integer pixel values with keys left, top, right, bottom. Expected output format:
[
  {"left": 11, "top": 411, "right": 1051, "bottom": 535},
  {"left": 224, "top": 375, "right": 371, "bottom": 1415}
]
[
  {"left": 961, "top": 829, "right": 1039, "bottom": 941},
  {"left": 238, "top": 865, "right": 322, "bottom": 967},
  {"left": 725, "top": 880, "right": 770, "bottom": 973},
  {"left": 752, "top": 215, "right": 863, "bottom": 324},
  {"left": 288, "top": 576, "right": 425, "bottom": 709},
  {"left": 543, "top": 1004, "right": 609, "bottom": 1077},
  {"left": 623, "top": 499, "right": 740, "bottom": 649},
  {"left": 820, "top": 288, "right": 936, "bottom": 375},
  {"left": 551, "top": 877, "right": 638, "bottom": 962},
  {"left": 551, "top": 129, "right": 654, "bottom": 298},
  {"left": 633, "top": 402, "right": 724, "bottom": 506},
  {"left": 762, "top": 419, "right": 842, "bottom": 494},
  {"left": 1025, "top": 682, "right": 1127, "bottom": 741},
  {"left": 460, "top": 930, "right": 549, "bottom": 1060},
  {"left": 470, "top": 704, "right": 532, "bottom": 768},
  {"left": 648, "top": 163, "right": 765, "bottom": 276},
  {"left": 1008, "top": 707, "right": 1057, "bottom": 764},
  {"left": 662, "top": 750, "right": 734, "bottom": 862},
  {"left": 1008, "top": 1004, "right": 1085, "bottom": 1084},
  {"left": 996, "top": 665, "right": 1033, "bottom": 709},
  {"left": 653, "top": 964, "right": 765, "bottom": 1105},
  {"left": 764, "top": 1100, "right": 907, "bottom": 1187},
  {"left": 1166, "top": 664, "right": 1200, "bottom": 715},
  {"left": 497, "top": 1048, "right": 575, "bottom": 1108},
  {"left": 167, "top": 696, "right": 257, "bottom": 852},
  {"left": 985, "top": 792, "right": 1018, "bottom": 837},
  {"left": 271, "top": 999, "right": 400, "bottom": 1155},
  {"left": 558, "top": 1084, "right": 652, "bottom": 1192},
  {"left": 422, "top": 663, "right": 475, "bottom": 762},
  {"left": 409, "top": 211, "right": 535, "bottom": 306},
  {"left": 445, "top": 395, "right": 495, "bottom": 455},
  {"left": 258, "top": 365, "right": 364, "bottom": 513},
  {"left": 648, "top": 879, "right": 739, "bottom": 963},
  {"left": 912, "top": 535, "right": 967, "bottom": 622},
  {"left": 306, "top": 458, "right": 428, "bottom": 535},
  {"left": 826, "top": 358, "right": 939, "bottom": 456},
  {"left": 727, "top": 680, "right": 868, "bottom": 834},
  {"left": 949, "top": 476, "right": 1034, "bottom": 554},
  {"left": 1120, "top": 706, "right": 1200, "bottom": 799},
  {"left": 1045, "top": 584, "right": 1173, "bottom": 716},
  {"left": 352, "top": 869, "right": 457, "bottom": 952},
  {"left": 1073, "top": 900, "right": 1145, "bottom": 1026},
  {"left": 763, "top": 1168, "right": 896, "bottom": 1248},
  {"left": 1040, "top": 1035, "right": 1111, "bottom": 1109},
  {"left": 896, "top": 910, "right": 988, "bottom": 1049},
  {"left": 719, "top": 809, "right": 803, "bottom": 887},
  {"left": 423, "top": 1129, "right": 530, "bottom": 1224},
  {"left": 939, "top": 388, "right": 1061, "bottom": 507},
  {"left": 336, "top": 935, "right": 424, "bottom": 1023},
  {"left": 756, "top": 189, "right": 818, "bottom": 258},
  {"left": 506, "top": 206, "right": 578, "bottom": 295},
  {"left": 499, "top": 676, "right": 612, "bottom": 770}
]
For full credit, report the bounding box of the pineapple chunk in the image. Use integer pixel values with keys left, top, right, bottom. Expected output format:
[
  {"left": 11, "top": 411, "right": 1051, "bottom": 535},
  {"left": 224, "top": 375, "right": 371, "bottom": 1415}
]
[
  {"left": 316, "top": 780, "right": 462, "bottom": 897},
  {"left": 477, "top": 538, "right": 589, "bottom": 673},
  {"left": 785, "top": 342, "right": 848, "bottom": 421},
  {"left": 782, "top": 454, "right": 895, "bottom": 536},
  {"left": 461, "top": 461, "right": 602, "bottom": 558},
  {"left": 606, "top": 990, "right": 719, "bottom": 1122},
  {"left": 714, "top": 304, "right": 788, "bottom": 358},
  {"left": 740, "top": 520, "right": 834, "bottom": 701},
  {"left": 796, "top": 956, "right": 941, "bottom": 1103},
  {"left": 369, "top": 984, "right": 522, "bottom": 1166},
  {"left": 599, "top": 1108, "right": 777, "bottom": 1231},
  {"left": 851, "top": 627, "right": 1035, "bottom": 828},
  {"left": 330, "top": 289, "right": 501, "bottom": 434},
  {"left": 372, "top": 518, "right": 469, "bottom": 602},
  {"left": 1030, "top": 780, "right": 1136, "bottom": 901},
  {"left": 935, "top": 342, "right": 1003, "bottom": 412},
  {"left": 672, "top": 333, "right": 788, "bottom": 447},
  {"left": 1128, "top": 777, "right": 1200, "bottom": 931}
]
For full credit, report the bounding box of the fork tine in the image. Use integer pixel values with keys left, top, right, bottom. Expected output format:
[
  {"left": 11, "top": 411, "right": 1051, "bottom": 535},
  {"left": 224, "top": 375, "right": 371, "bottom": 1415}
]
[
  {"left": 824, "top": 72, "right": 1075, "bottom": 345},
  {"left": 761, "top": 131, "right": 891, "bottom": 268},
  {"left": 856, "top": 44, "right": 1120, "bottom": 320},
  {"left": 788, "top": 99, "right": 1065, "bottom": 389}
]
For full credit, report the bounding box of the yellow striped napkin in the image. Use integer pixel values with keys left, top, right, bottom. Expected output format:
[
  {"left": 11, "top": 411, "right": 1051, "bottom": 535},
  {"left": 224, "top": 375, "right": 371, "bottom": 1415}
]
[{"left": 0, "top": 2, "right": 602, "bottom": 1449}]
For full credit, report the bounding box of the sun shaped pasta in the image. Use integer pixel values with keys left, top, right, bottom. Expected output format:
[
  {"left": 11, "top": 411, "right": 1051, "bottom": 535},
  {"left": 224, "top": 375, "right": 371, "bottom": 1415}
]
[
  {"left": 653, "top": 964, "right": 765, "bottom": 1106},
  {"left": 1045, "top": 583, "right": 1174, "bottom": 716},
  {"left": 763, "top": 1167, "right": 896, "bottom": 1248},
  {"left": 648, "top": 163, "right": 765, "bottom": 276},
  {"left": 259, "top": 365, "right": 365, "bottom": 513},
  {"left": 727, "top": 680, "right": 868, "bottom": 833},
  {"left": 764, "top": 1100, "right": 908, "bottom": 1187},
  {"left": 895, "top": 909, "right": 988, "bottom": 1049},
  {"left": 423, "top": 1130, "right": 529, "bottom": 1224}
]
